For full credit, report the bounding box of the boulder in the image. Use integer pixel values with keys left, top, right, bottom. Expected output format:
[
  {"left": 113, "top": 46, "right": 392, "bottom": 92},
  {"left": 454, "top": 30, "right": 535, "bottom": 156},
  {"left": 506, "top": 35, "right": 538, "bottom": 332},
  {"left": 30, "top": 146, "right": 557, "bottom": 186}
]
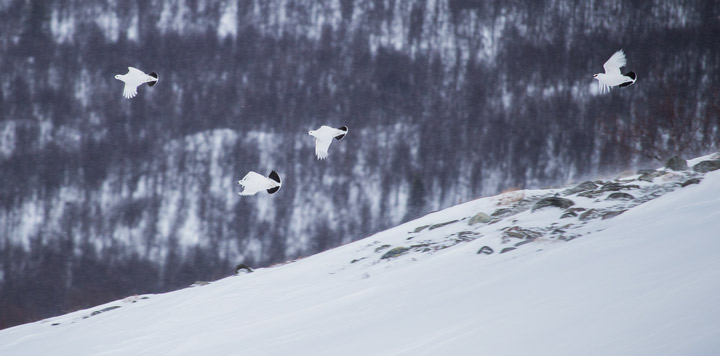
[
  {"left": 638, "top": 171, "right": 663, "bottom": 182},
  {"left": 681, "top": 178, "right": 702, "bottom": 187},
  {"left": 562, "top": 181, "right": 598, "bottom": 195},
  {"left": 665, "top": 156, "right": 688, "bottom": 171},
  {"left": 606, "top": 192, "right": 635, "bottom": 201},
  {"left": 235, "top": 263, "right": 254, "bottom": 274},
  {"left": 381, "top": 247, "right": 410, "bottom": 259},
  {"left": 468, "top": 212, "right": 492, "bottom": 225},
  {"left": 601, "top": 210, "right": 627, "bottom": 220},
  {"left": 693, "top": 160, "right": 720, "bottom": 173},
  {"left": 599, "top": 182, "right": 640, "bottom": 192},
  {"left": 477, "top": 246, "right": 494, "bottom": 255},
  {"left": 561, "top": 207, "right": 586, "bottom": 219},
  {"left": 532, "top": 197, "right": 575, "bottom": 212},
  {"left": 491, "top": 208, "right": 513, "bottom": 217},
  {"left": 579, "top": 208, "right": 600, "bottom": 221},
  {"left": 413, "top": 225, "right": 430, "bottom": 233},
  {"left": 429, "top": 220, "right": 459, "bottom": 230},
  {"left": 500, "top": 247, "right": 516, "bottom": 254}
]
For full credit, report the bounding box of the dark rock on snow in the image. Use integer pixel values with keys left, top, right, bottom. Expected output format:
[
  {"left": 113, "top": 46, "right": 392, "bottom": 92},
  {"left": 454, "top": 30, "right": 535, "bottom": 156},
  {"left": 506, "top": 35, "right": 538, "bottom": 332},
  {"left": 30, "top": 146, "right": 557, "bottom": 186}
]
[
  {"left": 601, "top": 210, "right": 627, "bottom": 220},
  {"left": 468, "top": 212, "right": 492, "bottom": 225},
  {"left": 606, "top": 192, "right": 635, "bottom": 201},
  {"left": 235, "top": 263, "right": 254, "bottom": 274},
  {"left": 681, "top": 178, "right": 702, "bottom": 187},
  {"left": 381, "top": 247, "right": 410, "bottom": 259},
  {"left": 665, "top": 156, "right": 688, "bottom": 171},
  {"left": 693, "top": 160, "right": 720, "bottom": 173},
  {"left": 477, "top": 246, "right": 494, "bottom": 255},
  {"left": 599, "top": 182, "right": 640, "bottom": 192},
  {"left": 638, "top": 171, "right": 663, "bottom": 182},
  {"left": 429, "top": 220, "right": 459, "bottom": 230},
  {"left": 563, "top": 181, "right": 598, "bottom": 195},
  {"left": 491, "top": 208, "right": 513, "bottom": 217},
  {"left": 532, "top": 197, "right": 575, "bottom": 212}
]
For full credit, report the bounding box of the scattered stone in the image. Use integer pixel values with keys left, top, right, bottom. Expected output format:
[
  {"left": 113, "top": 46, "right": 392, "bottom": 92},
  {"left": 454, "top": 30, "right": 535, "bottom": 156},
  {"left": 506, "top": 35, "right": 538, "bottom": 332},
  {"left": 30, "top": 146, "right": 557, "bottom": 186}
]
[
  {"left": 90, "top": 306, "right": 121, "bottom": 317},
  {"left": 491, "top": 208, "right": 513, "bottom": 217},
  {"left": 532, "top": 197, "right": 575, "bottom": 212},
  {"left": 560, "top": 208, "right": 585, "bottom": 219},
  {"left": 456, "top": 231, "right": 481, "bottom": 241},
  {"left": 429, "top": 220, "right": 459, "bottom": 230},
  {"left": 693, "top": 160, "right": 720, "bottom": 173},
  {"left": 503, "top": 226, "right": 542, "bottom": 240},
  {"left": 514, "top": 239, "right": 534, "bottom": 247},
  {"left": 500, "top": 247, "right": 517, "bottom": 254},
  {"left": 477, "top": 246, "right": 494, "bottom": 255},
  {"left": 235, "top": 263, "right": 254, "bottom": 274},
  {"left": 562, "top": 181, "right": 598, "bottom": 195},
  {"left": 52, "top": 323, "right": 60, "bottom": 326},
  {"left": 665, "top": 156, "right": 688, "bottom": 171},
  {"left": 599, "top": 182, "right": 640, "bottom": 192},
  {"left": 413, "top": 225, "right": 430, "bottom": 233},
  {"left": 350, "top": 257, "right": 366, "bottom": 264},
  {"left": 381, "top": 247, "right": 410, "bottom": 259},
  {"left": 577, "top": 191, "right": 598, "bottom": 198},
  {"left": 601, "top": 210, "right": 626, "bottom": 220},
  {"left": 606, "top": 192, "right": 634, "bottom": 201},
  {"left": 374, "top": 244, "right": 391, "bottom": 253},
  {"left": 579, "top": 209, "right": 600, "bottom": 221},
  {"left": 468, "top": 212, "right": 492, "bottom": 225},
  {"left": 638, "top": 171, "right": 662, "bottom": 182},
  {"left": 681, "top": 178, "right": 702, "bottom": 187}
]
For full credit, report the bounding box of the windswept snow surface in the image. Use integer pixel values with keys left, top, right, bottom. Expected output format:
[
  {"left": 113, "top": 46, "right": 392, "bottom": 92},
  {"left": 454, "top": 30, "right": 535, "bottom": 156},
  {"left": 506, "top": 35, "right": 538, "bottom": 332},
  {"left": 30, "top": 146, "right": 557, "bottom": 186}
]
[{"left": 1, "top": 167, "right": 720, "bottom": 355}]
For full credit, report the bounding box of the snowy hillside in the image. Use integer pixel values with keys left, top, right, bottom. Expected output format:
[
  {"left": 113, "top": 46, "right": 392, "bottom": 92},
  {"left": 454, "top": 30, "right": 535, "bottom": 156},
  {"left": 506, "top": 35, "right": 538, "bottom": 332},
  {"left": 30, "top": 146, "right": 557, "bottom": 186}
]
[{"left": 1, "top": 154, "right": 719, "bottom": 355}]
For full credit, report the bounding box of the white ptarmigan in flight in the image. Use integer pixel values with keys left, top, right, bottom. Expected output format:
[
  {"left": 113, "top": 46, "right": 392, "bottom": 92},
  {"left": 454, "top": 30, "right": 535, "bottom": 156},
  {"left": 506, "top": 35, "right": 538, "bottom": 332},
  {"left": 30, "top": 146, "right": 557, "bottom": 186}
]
[
  {"left": 114, "top": 67, "right": 158, "bottom": 99},
  {"left": 593, "top": 50, "right": 636, "bottom": 94},
  {"left": 308, "top": 125, "right": 348, "bottom": 160},
  {"left": 237, "top": 171, "right": 281, "bottom": 196}
]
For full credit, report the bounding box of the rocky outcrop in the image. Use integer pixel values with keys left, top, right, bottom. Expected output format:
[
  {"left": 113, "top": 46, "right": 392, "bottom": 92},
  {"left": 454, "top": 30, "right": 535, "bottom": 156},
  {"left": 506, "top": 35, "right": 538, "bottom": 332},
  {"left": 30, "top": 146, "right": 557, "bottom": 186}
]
[
  {"left": 692, "top": 160, "right": 720, "bottom": 173},
  {"left": 468, "top": 212, "right": 492, "bottom": 225},
  {"left": 532, "top": 197, "right": 575, "bottom": 212},
  {"left": 563, "top": 181, "right": 598, "bottom": 195},
  {"left": 381, "top": 247, "right": 410, "bottom": 260},
  {"left": 665, "top": 156, "right": 688, "bottom": 171},
  {"left": 606, "top": 192, "right": 634, "bottom": 201}
]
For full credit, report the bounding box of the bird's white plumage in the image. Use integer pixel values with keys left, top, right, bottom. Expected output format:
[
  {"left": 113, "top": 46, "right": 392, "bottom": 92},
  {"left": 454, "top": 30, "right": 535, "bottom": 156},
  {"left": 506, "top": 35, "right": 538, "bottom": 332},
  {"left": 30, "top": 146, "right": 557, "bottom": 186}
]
[
  {"left": 602, "top": 50, "right": 626, "bottom": 75},
  {"left": 593, "top": 50, "right": 635, "bottom": 94},
  {"left": 238, "top": 171, "right": 281, "bottom": 196},
  {"left": 115, "top": 66, "right": 157, "bottom": 99},
  {"left": 308, "top": 125, "right": 347, "bottom": 160}
]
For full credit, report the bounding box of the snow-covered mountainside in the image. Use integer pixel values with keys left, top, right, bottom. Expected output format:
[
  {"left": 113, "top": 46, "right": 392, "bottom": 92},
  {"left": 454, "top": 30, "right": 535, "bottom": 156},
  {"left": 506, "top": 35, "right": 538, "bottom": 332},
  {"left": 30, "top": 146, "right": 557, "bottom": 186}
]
[{"left": 1, "top": 154, "right": 719, "bottom": 355}]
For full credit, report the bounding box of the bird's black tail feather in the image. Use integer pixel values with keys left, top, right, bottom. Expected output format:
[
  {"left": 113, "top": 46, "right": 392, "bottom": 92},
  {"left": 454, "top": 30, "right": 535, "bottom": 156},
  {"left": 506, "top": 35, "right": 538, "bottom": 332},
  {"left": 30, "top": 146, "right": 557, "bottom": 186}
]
[
  {"left": 267, "top": 170, "right": 281, "bottom": 194},
  {"left": 619, "top": 71, "right": 636, "bottom": 88},
  {"left": 147, "top": 72, "right": 158, "bottom": 87},
  {"left": 335, "top": 126, "right": 348, "bottom": 141}
]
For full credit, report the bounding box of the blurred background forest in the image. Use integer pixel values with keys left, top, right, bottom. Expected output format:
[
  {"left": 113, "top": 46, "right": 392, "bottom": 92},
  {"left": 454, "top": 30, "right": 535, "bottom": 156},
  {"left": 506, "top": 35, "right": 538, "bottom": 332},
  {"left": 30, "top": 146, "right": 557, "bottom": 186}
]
[{"left": 1, "top": 0, "right": 719, "bottom": 329}]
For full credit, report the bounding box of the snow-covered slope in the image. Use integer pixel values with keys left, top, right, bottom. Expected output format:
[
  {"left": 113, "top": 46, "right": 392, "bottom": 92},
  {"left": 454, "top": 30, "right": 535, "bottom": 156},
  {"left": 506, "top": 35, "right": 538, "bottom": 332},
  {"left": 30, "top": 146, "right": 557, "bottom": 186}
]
[{"left": 1, "top": 155, "right": 719, "bottom": 356}]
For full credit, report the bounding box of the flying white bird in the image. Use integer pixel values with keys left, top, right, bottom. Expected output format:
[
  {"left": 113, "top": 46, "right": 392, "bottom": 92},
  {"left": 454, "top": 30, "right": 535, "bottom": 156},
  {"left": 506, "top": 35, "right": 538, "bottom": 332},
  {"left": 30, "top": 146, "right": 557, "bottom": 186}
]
[
  {"left": 308, "top": 125, "right": 348, "bottom": 160},
  {"left": 593, "top": 50, "right": 636, "bottom": 94},
  {"left": 114, "top": 67, "right": 158, "bottom": 99},
  {"left": 237, "top": 170, "right": 281, "bottom": 196}
]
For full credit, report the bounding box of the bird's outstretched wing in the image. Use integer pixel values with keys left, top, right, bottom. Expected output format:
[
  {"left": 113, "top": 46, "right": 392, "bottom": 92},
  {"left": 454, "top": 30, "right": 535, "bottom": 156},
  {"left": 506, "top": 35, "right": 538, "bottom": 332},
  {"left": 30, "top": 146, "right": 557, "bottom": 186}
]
[
  {"left": 127, "top": 67, "right": 145, "bottom": 76},
  {"left": 123, "top": 83, "right": 138, "bottom": 99},
  {"left": 314, "top": 137, "right": 332, "bottom": 160},
  {"left": 603, "top": 50, "right": 626, "bottom": 75}
]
